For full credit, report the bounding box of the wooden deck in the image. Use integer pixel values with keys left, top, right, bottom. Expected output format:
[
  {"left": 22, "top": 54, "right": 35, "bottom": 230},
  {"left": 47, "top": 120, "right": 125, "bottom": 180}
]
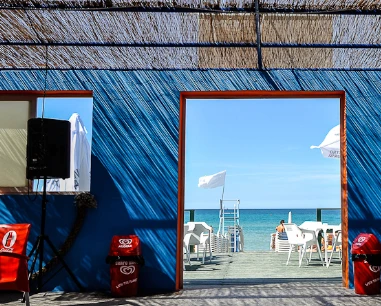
[{"left": 184, "top": 251, "right": 342, "bottom": 285}]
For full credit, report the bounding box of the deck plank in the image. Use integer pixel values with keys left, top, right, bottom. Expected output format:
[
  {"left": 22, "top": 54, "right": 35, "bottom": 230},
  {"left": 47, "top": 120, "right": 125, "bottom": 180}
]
[{"left": 184, "top": 251, "right": 342, "bottom": 284}]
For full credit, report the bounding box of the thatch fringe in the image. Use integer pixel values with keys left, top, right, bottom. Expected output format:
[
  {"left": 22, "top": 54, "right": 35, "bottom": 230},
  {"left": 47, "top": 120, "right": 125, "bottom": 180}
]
[
  {"left": 1, "top": 0, "right": 381, "bottom": 10},
  {"left": 198, "top": 47, "right": 258, "bottom": 68},
  {"left": 0, "top": 46, "right": 198, "bottom": 69},
  {"left": 261, "top": 0, "right": 381, "bottom": 11},
  {"left": 333, "top": 49, "right": 381, "bottom": 69}
]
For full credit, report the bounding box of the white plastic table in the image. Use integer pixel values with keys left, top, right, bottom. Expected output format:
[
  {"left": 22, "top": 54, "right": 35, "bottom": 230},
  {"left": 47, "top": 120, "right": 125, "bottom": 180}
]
[
  {"left": 299, "top": 222, "right": 341, "bottom": 266},
  {"left": 321, "top": 224, "right": 341, "bottom": 266}
]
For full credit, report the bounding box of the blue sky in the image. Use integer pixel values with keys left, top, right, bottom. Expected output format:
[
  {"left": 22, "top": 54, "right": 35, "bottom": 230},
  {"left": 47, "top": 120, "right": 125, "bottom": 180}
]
[
  {"left": 37, "top": 97, "right": 93, "bottom": 143},
  {"left": 36, "top": 96, "right": 340, "bottom": 209},
  {"left": 184, "top": 98, "right": 340, "bottom": 210}
]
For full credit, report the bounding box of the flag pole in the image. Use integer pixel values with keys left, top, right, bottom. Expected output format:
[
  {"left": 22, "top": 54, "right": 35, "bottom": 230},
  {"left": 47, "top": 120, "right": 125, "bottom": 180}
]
[{"left": 220, "top": 184, "right": 225, "bottom": 215}]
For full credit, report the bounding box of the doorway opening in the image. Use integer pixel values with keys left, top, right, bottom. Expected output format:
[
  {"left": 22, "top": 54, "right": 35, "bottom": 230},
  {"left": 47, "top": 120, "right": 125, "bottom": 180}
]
[{"left": 176, "top": 91, "right": 347, "bottom": 290}]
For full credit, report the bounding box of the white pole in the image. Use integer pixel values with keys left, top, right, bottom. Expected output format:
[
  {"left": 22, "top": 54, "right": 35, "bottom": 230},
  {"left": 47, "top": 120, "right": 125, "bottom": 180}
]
[{"left": 220, "top": 185, "right": 225, "bottom": 236}]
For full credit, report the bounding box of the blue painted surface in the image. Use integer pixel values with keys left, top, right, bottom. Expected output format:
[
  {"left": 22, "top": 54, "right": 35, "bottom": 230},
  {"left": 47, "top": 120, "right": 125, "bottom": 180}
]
[{"left": 1, "top": 69, "right": 381, "bottom": 292}]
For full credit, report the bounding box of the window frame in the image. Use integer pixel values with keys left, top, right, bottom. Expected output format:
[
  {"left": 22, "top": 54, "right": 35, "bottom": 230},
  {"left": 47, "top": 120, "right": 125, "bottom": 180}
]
[{"left": 0, "top": 90, "right": 93, "bottom": 195}]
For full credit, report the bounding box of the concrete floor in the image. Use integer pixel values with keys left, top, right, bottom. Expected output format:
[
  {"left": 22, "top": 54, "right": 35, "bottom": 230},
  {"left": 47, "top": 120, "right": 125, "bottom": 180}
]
[{"left": 2, "top": 251, "right": 380, "bottom": 306}]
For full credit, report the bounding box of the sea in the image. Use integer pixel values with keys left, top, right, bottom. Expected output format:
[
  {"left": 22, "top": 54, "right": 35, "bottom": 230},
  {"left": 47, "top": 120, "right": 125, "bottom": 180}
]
[{"left": 184, "top": 209, "right": 341, "bottom": 251}]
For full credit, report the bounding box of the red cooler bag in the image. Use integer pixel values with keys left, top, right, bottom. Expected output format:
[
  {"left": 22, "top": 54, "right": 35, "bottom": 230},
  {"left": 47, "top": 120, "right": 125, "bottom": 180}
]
[{"left": 107, "top": 235, "right": 143, "bottom": 297}]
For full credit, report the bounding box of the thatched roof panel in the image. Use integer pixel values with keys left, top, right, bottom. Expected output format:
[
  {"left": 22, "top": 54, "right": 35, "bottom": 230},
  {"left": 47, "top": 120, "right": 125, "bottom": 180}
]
[
  {"left": 1, "top": 2, "right": 381, "bottom": 69},
  {"left": 262, "top": 14, "right": 333, "bottom": 44},
  {"left": 199, "top": 14, "right": 256, "bottom": 43},
  {"left": 0, "top": 10, "right": 199, "bottom": 43},
  {"left": 333, "top": 16, "right": 381, "bottom": 44},
  {"left": 0, "top": 10, "right": 35, "bottom": 41},
  {"left": 263, "top": 48, "right": 333, "bottom": 68}
]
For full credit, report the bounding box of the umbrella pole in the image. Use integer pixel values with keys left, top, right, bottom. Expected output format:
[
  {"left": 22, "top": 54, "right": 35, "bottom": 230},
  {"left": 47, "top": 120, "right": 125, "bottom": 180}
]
[{"left": 218, "top": 185, "right": 225, "bottom": 236}]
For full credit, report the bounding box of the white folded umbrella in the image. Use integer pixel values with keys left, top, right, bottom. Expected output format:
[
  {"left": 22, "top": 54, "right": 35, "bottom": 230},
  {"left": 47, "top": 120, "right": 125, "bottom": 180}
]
[{"left": 46, "top": 113, "right": 91, "bottom": 191}]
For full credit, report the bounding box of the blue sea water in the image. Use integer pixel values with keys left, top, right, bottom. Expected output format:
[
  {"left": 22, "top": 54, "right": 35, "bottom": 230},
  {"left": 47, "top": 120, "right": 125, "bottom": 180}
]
[{"left": 185, "top": 209, "right": 341, "bottom": 251}]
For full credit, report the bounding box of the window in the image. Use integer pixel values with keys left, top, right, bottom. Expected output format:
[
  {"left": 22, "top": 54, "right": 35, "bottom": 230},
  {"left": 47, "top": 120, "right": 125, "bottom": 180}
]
[
  {"left": 0, "top": 100, "right": 34, "bottom": 190},
  {"left": 34, "top": 96, "right": 93, "bottom": 193},
  {"left": 0, "top": 91, "right": 92, "bottom": 195}
]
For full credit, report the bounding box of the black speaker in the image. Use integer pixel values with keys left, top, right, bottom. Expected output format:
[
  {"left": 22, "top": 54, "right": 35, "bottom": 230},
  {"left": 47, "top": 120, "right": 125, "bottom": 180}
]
[{"left": 26, "top": 118, "right": 71, "bottom": 180}]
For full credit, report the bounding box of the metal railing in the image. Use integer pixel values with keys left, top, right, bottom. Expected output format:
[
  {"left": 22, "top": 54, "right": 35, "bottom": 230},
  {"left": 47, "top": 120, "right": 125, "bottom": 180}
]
[
  {"left": 316, "top": 208, "right": 341, "bottom": 222},
  {"left": 184, "top": 209, "right": 195, "bottom": 223}
]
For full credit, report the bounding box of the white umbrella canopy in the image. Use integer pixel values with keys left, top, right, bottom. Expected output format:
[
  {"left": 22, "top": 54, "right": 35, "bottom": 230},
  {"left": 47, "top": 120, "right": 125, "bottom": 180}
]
[
  {"left": 46, "top": 113, "right": 91, "bottom": 191},
  {"left": 310, "top": 125, "right": 340, "bottom": 159}
]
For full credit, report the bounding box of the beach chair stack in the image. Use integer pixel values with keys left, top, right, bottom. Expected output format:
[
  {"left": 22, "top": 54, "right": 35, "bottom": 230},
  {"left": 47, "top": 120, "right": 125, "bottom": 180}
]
[{"left": 275, "top": 232, "right": 292, "bottom": 253}]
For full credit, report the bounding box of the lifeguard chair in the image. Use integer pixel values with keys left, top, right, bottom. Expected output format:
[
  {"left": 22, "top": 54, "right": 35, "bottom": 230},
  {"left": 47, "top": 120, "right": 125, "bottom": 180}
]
[{"left": 0, "top": 223, "right": 31, "bottom": 306}]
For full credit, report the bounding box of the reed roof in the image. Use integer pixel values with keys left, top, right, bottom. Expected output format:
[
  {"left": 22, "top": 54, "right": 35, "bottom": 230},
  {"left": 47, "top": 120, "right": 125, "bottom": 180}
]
[{"left": 1, "top": 1, "right": 381, "bottom": 69}]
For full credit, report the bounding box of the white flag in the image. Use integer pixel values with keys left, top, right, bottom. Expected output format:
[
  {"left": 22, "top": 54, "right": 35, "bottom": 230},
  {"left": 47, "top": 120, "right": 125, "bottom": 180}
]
[{"left": 198, "top": 170, "right": 226, "bottom": 189}]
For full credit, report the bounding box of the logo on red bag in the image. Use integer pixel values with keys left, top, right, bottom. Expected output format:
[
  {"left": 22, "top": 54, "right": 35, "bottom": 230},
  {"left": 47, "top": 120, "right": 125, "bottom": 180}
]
[
  {"left": 357, "top": 237, "right": 366, "bottom": 243},
  {"left": 1, "top": 230, "right": 17, "bottom": 252},
  {"left": 354, "top": 236, "right": 367, "bottom": 247},
  {"left": 118, "top": 239, "right": 132, "bottom": 248},
  {"left": 120, "top": 265, "right": 135, "bottom": 275},
  {"left": 369, "top": 265, "right": 381, "bottom": 273},
  {"left": 365, "top": 277, "right": 380, "bottom": 287}
]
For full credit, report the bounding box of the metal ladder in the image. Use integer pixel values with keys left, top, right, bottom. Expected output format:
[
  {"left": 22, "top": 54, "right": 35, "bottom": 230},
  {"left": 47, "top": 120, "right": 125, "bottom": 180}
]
[{"left": 218, "top": 199, "right": 242, "bottom": 252}]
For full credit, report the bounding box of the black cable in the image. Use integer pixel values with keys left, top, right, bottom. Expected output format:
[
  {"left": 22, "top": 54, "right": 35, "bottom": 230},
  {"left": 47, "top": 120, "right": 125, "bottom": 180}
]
[
  {"left": 22, "top": 7, "right": 49, "bottom": 198},
  {"left": 41, "top": 45, "right": 48, "bottom": 119}
]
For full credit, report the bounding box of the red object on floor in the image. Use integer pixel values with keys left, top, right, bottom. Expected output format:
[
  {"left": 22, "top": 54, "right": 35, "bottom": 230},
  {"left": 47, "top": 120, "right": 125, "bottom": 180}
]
[
  {"left": 0, "top": 224, "right": 31, "bottom": 293},
  {"left": 352, "top": 233, "right": 381, "bottom": 295},
  {"left": 108, "top": 235, "right": 142, "bottom": 297}
]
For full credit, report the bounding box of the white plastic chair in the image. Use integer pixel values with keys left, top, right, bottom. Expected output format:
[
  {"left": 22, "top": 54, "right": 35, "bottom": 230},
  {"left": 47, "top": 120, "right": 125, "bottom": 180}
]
[
  {"left": 284, "top": 223, "right": 324, "bottom": 267},
  {"left": 327, "top": 230, "right": 342, "bottom": 268},
  {"left": 183, "top": 224, "right": 190, "bottom": 269},
  {"left": 183, "top": 224, "right": 201, "bottom": 266},
  {"left": 185, "top": 222, "right": 213, "bottom": 264}
]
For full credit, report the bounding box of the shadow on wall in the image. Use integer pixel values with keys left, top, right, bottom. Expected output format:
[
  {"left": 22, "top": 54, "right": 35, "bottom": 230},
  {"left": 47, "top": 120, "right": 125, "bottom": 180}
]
[
  {"left": 136, "top": 228, "right": 177, "bottom": 295},
  {"left": 30, "top": 155, "right": 133, "bottom": 292},
  {"left": 0, "top": 155, "right": 177, "bottom": 294},
  {"left": 348, "top": 179, "right": 381, "bottom": 288},
  {"left": 0, "top": 193, "right": 77, "bottom": 266},
  {"left": 0, "top": 155, "right": 128, "bottom": 292}
]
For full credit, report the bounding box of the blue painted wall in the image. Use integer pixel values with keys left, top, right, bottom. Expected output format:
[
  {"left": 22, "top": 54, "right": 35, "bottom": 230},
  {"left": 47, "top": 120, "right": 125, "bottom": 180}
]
[{"left": 1, "top": 69, "right": 381, "bottom": 292}]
